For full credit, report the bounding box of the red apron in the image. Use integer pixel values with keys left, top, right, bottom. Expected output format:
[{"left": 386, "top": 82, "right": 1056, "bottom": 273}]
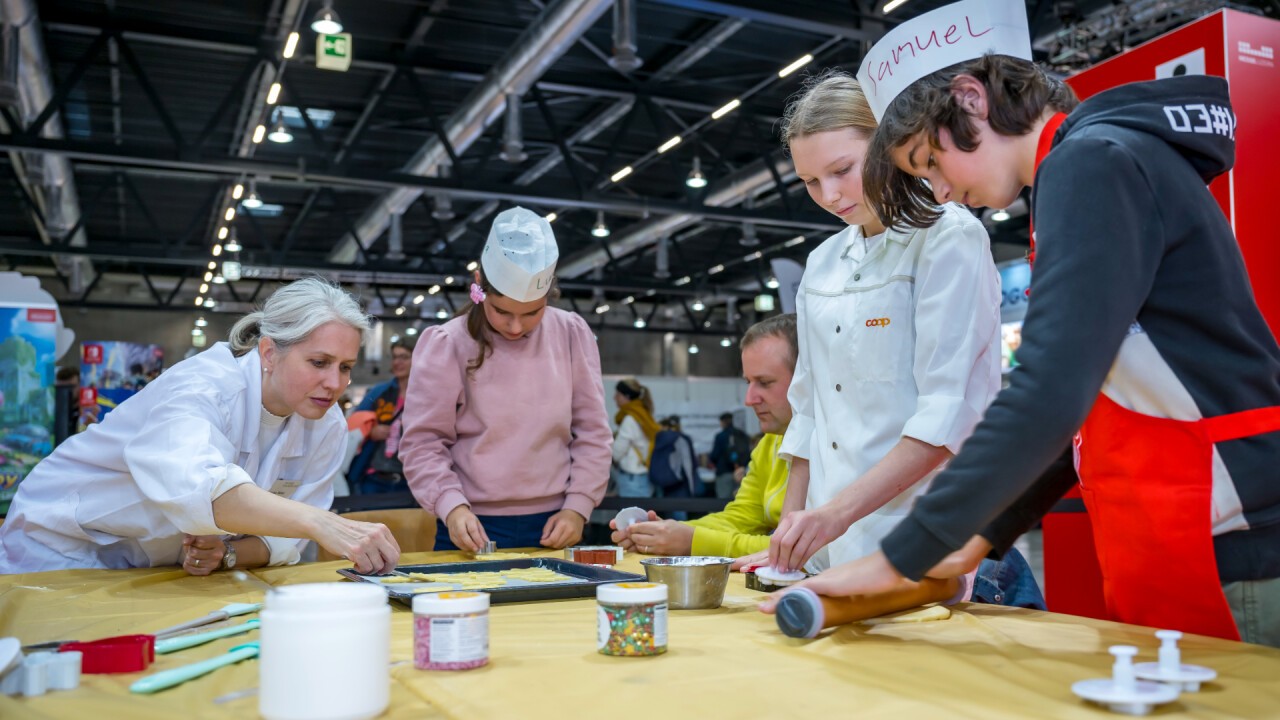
[
  {"left": 1032, "top": 113, "right": 1277, "bottom": 640},
  {"left": 1075, "top": 396, "right": 1280, "bottom": 640}
]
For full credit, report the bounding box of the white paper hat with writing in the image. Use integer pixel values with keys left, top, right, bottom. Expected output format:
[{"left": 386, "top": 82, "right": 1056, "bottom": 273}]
[
  {"left": 857, "top": 0, "right": 1032, "bottom": 122},
  {"left": 481, "top": 206, "right": 559, "bottom": 302}
]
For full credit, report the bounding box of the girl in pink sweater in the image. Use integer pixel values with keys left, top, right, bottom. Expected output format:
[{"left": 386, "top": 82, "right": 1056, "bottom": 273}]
[{"left": 399, "top": 208, "right": 613, "bottom": 551}]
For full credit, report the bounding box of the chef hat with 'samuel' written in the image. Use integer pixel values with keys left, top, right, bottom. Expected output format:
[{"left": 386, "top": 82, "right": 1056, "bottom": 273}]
[
  {"left": 480, "top": 207, "right": 559, "bottom": 303},
  {"left": 856, "top": 0, "right": 1032, "bottom": 122}
]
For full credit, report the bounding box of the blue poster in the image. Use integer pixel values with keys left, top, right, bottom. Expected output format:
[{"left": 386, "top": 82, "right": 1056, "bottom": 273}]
[
  {"left": 0, "top": 303, "right": 58, "bottom": 514},
  {"left": 80, "top": 341, "right": 165, "bottom": 422}
]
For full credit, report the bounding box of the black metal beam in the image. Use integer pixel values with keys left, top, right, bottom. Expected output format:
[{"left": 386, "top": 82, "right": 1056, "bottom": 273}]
[
  {"left": 0, "top": 134, "right": 841, "bottom": 232},
  {"left": 194, "top": 57, "right": 265, "bottom": 151},
  {"left": 114, "top": 33, "right": 186, "bottom": 149},
  {"left": 530, "top": 84, "right": 586, "bottom": 198},
  {"left": 645, "top": 0, "right": 878, "bottom": 41},
  {"left": 25, "top": 31, "right": 110, "bottom": 139}
]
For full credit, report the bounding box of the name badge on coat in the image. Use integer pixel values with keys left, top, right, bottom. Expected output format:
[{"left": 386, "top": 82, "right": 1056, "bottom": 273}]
[{"left": 268, "top": 479, "right": 303, "bottom": 498}]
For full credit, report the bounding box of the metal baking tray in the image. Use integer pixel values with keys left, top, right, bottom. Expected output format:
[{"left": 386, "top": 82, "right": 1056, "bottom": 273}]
[{"left": 338, "top": 557, "right": 645, "bottom": 605}]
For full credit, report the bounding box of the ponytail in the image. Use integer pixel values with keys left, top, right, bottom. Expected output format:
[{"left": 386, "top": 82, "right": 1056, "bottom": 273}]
[{"left": 228, "top": 312, "right": 266, "bottom": 356}]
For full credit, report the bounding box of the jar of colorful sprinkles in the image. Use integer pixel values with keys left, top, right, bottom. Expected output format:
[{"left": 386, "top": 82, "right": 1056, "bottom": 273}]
[
  {"left": 413, "top": 591, "right": 490, "bottom": 671},
  {"left": 597, "top": 582, "right": 668, "bottom": 657}
]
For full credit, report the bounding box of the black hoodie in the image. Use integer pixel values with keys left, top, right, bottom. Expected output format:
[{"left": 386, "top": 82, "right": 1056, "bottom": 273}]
[{"left": 882, "top": 75, "right": 1280, "bottom": 584}]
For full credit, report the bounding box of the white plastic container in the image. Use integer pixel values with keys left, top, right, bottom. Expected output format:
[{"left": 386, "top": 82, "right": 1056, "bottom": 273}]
[
  {"left": 259, "top": 583, "right": 390, "bottom": 720},
  {"left": 413, "top": 591, "right": 490, "bottom": 671}
]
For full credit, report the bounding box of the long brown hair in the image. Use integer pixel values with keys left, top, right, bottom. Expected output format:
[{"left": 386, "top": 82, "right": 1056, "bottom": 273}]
[{"left": 456, "top": 269, "right": 561, "bottom": 376}]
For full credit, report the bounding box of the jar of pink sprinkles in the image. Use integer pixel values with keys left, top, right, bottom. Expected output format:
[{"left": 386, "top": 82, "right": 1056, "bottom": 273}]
[{"left": 413, "top": 591, "right": 490, "bottom": 671}]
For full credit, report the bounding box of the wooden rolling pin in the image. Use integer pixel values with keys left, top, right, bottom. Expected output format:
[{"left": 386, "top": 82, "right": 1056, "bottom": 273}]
[{"left": 775, "top": 577, "right": 960, "bottom": 638}]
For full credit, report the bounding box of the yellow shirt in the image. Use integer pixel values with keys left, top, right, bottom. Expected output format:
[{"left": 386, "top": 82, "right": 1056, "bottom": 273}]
[{"left": 687, "top": 434, "right": 788, "bottom": 557}]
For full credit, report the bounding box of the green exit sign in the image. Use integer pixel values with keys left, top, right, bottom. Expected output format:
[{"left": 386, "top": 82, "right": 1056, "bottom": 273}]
[{"left": 316, "top": 33, "right": 352, "bottom": 71}]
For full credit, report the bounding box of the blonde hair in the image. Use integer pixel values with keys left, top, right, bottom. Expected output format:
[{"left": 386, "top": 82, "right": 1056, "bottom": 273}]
[
  {"left": 228, "top": 277, "right": 371, "bottom": 356},
  {"left": 780, "top": 69, "right": 878, "bottom": 149}
]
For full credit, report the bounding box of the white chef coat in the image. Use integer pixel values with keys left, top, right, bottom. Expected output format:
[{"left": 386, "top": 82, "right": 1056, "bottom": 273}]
[
  {"left": 779, "top": 204, "right": 1002, "bottom": 570},
  {"left": 0, "top": 343, "right": 345, "bottom": 573}
]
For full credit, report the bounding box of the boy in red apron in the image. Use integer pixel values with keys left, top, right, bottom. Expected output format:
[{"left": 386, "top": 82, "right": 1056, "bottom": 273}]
[{"left": 761, "top": 0, "right": 1280, "bottom": 646}]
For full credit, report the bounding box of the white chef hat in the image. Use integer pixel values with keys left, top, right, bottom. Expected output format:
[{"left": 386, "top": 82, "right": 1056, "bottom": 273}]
[
  {"left": 856, "top": 0, "right": 1031, "bottom": 122},
  {"left": 480, "top": 207, "right": 559, "bottom": 303}
]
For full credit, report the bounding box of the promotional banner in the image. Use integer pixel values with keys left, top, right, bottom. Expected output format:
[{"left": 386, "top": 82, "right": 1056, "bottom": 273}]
[
  {"left": 80, "top": 341, "right": 165, "bottom": 423},
  {"left": 0, "top": 303, "right": 58, "bottom": 514}
]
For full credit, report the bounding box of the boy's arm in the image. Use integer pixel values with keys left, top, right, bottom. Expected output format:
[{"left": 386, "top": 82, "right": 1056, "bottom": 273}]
[{"left": 882, "top": 138, "right": 1166, "bottom": 580}]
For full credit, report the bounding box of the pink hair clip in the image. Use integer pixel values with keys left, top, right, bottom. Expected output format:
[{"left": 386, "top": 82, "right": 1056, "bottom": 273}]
[{"left": 470, "top": 283, "right": 487, "bottom": 304}]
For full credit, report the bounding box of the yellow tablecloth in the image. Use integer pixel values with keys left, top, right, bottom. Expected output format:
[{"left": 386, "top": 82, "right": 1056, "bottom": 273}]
[{"left": 3, "top": 550, "right": 1278, "bottom": 719}]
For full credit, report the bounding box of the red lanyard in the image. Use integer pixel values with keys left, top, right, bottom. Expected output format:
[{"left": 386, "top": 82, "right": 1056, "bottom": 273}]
[{"left": 1027, "top": 112, "right": 1068, "bottom": 267}]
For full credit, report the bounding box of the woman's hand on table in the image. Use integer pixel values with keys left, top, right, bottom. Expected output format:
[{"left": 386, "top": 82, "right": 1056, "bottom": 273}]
[
  {"left": 445, "top": 506, "right": 490, "bottom": 554},
  {"left": 314, "top": 513, "right": 401, "bottom": 575},
  {"left": 757, "top": 551, "right": 905, "bottom": 614},
  {"left": 768, "top": 504, "right": 848, "bottom": 573},
  {"left": 540, "top": 509, "right": 586, "bottom": 549},
  {"left": 181, "top": 534, "right": 226, "bottom": 576},
  {"left": 608, "top": 510, "right": 660, "bottom": 551},
  {"left": 625, "top": 520, "right": 694, "bottom": 556}
]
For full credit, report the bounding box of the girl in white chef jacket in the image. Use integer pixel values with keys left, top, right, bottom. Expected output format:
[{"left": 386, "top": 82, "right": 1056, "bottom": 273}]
[
  {"left": 768, "top": 70, "right": 1005, "bottom": 575},
  {"left": 0, "top": 278, "right": 400, "bottom": 576}
]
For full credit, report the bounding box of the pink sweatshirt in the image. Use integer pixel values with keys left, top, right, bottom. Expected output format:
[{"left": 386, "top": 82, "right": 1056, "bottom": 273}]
[{"left": 399, "top": 308, "right": 612, "bottom": 521}]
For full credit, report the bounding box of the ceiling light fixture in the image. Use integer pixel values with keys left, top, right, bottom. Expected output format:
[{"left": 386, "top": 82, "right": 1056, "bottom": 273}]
[
  {"left": 224, "top": 229, "right": 242, "bottom": 253},
  {"left": 232, "top": 183, "right": 244, "bottom": 200},
  {"left": 657, "top": 135, "right": 682, "bottom": 154},
  {"left": 711, "top": 98, "right": 741, "bottom": 120},
  {"left": 778, "top": 54, "right": 814, "bottom": 78},
  {"left": 283, "top": 32, "right": 300, "bottom": 59},
  {"left": 591, "top": 211, "right": 610, "bottom": 238},
  {"left": 610, "top": 166, "right": 633, "bottom": 183},
  {"left": 686, "top": 156, "right": 708, "bottom": 189},
  {"left": 267, "top": 119, "right": 294, "bottom": 143},
  {"left": 311, "top": 2, "right": 343, "bottom": 34},
  {"left": 266, "top": 82, "right": 282, "bottom": 105},
  {"left": 992, "top": 209, "right": 1011, "bottom": 222},
  {"left": 688, "top": 343, "right": 700, "bottom": 355},
  {"left": 252, "top": 124, "right": 266, "bottom": 144},
  {"left": 241, "top": 180, "right": 263, "bottom": 210}
]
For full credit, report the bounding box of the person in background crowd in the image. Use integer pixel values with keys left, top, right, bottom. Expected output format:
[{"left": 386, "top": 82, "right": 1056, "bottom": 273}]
[
  {"left": 708, "top": 411, "right": 751, "bottom": 499},
  {"left": 649, "top": 415, "right": 700, "bottom": 520},
  {"left": 347, "top": 336, "right": 416, "bottom": 494},
  {"left": 0, "top": 277, "right": 401, "bottom": 576},
  {"left": 613, "top": 314, "right": 798, "bottom": 557},
  {"left": 612, "top": 377, "right": 659, "bottom": 498},
  {"left": 400, "top": 207, "right": 612, "bottom": 552}
]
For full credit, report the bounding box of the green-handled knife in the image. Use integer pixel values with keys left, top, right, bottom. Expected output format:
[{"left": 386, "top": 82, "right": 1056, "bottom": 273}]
[
  {"left": 129, "top": 641, "right": 260, "bottom": 694},
  {"left": 155, "top": 619, "right": 260, "bottom": 654}
]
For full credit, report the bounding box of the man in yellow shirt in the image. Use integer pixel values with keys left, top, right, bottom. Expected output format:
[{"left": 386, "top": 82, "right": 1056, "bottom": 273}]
[{"left": 612, "top": 314, "right": 796, "bottom": 557}]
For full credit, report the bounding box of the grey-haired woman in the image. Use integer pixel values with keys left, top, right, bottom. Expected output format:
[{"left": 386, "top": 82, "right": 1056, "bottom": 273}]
[{"left": 0, "top": 278, "right": 400, "bottom": 576}]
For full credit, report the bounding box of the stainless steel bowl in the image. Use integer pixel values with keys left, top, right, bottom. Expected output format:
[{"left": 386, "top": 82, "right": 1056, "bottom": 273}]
[{"left": 640, "top": 556, "right": 732, "bottom": 609}]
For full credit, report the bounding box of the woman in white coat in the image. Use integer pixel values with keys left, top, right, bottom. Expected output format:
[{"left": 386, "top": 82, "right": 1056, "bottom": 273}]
[
  {"left": 0, "top": 278, "right": 400, "bottom": 576},
  {"left": 765, "top": 71, "right": 1042, "bottom": 608}
]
